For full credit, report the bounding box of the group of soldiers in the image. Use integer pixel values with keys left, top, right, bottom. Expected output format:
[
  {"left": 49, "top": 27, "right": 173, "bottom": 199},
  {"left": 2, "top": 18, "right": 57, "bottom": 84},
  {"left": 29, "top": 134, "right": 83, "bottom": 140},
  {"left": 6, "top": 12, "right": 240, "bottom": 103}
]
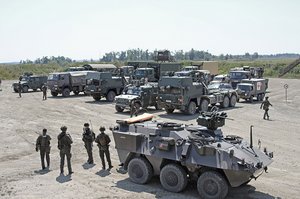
[
  {"left": 17, "top": 81, "right": 47, "bottom": 100},
  {"left": 35, "top": 123, "right": 112, "bottom": 175}
]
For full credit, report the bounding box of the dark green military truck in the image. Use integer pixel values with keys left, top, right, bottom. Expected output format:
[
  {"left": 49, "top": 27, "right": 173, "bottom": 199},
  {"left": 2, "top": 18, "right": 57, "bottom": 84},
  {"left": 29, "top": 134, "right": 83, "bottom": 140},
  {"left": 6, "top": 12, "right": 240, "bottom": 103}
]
[
  {"left": 115, "top": 83, "right": 160, "bottom": 112},
  {"left": 158, "top": 76, "right": 238, "bottom": 115},
  {"left": 13, "top": 75, "right": 47, "bottom": 93},
  {"left": 85, "top": 72, "right": 126, "bottom": 102},
  {"left": 236, "top": 78, "right": 268, "bottom": 102}
]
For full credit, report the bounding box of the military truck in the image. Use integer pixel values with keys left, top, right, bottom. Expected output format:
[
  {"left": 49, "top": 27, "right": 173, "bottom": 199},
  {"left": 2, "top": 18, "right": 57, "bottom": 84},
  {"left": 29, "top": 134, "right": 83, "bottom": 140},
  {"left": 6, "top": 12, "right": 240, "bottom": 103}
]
[
  {"left": 158, "top": 76, "right": 238, "bottom": 115},
  {"left": 47, "top": 71, "right": 88, "bottom": 97},
  {"left": 112, "top": 110, "right": 273, "bottom": 199},
  {"left": 236, "top": 78, "right": 268, "bottom": 102},
  {"left": 174, "top": 70, "right": 211, "bottom": 85},
  {"left": 12, "top": 75, "right": 47, "bottom": 93},
  {"left": 115, "top": 83, "right": 160, "bottom": 112},
  {"left": 85, "top": 71, "right": 126, "bottom": 102}
]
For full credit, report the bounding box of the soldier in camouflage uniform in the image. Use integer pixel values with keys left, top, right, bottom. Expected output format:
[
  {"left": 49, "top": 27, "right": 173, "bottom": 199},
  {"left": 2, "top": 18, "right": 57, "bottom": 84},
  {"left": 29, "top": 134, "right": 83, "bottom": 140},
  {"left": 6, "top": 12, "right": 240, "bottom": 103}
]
[
  {"left": 260, "top": 96, "right": 273, "bottom": 120},
  {"left": 130, "top": 100, "right": 139, "bottom": 118},
  {"left": 57, "top": 126, "right": 73, "bottom": 175},
  {"left": 18, "top": 81, "right": 22, "bottom": 98},
  {"left": 36, "top": 128, "right": 51, "bottom": 170},
  {"left": 95, "top": 126, "right": 113, "bottom": 170},
  {"left": 42, "top": 83, "right": 47, "bottom": 100},
  {"left": 82, "top": 123, "right": 95, "bottom": 164}
]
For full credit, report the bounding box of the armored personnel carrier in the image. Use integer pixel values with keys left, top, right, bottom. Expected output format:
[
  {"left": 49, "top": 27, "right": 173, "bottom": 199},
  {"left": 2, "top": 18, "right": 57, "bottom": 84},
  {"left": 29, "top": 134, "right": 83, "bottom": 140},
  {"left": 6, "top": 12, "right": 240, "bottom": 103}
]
[{"left": 112, "top": 110, "right": 273, "bottom": 199}]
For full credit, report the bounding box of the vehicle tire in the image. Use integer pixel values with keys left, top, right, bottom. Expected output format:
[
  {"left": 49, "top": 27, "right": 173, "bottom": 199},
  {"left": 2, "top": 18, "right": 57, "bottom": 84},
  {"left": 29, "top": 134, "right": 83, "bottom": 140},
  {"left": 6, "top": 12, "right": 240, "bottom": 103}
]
[
  {"left": 249, "top": 95, "right": 253, "bottom": 103},
  {"left": 155, "top": 103, "right": 162, "bottom": 110},
  {"left": 197, "top": 171, "right": 228, "bottom": 199},
  {"left": 62, "top": 88, "right": 70, "bottom": 97},
  {"left": 13, "top": 88, "right": 18, "bottom": 93},
  {"left": 22, "top": 86, "right": 29, "bottom": 93},
  {"left": 229, "top": 95, "right": 237, "bottom": 107},
  {"left": 51, "top": 91, "right": 58, "bottom": 97},
  {"left": 106, "top": 90, "right": 116, "bottom": 102},
  {"left": 186, "top": 101, "right": 197, "bottom": 115},
  {"left": 92, "top": 95, "right": 101, "bottom": 101},
  {"left": 165, "top": 107, "right": 175, "bottom": 114},
  {"left": 200, "top": 99, "right": 209, "bottom": 112},
  {"left": 128, "top": 157, "right": 153, "bottom": 184},
  {"left": 160, "top": 164, "right": 187, "bottom": 193},
  {"left": 115, "top": 105, "right": 124, "bottom": 112},
  {"left": 74, "top": 91, "right": 79, "bottom": 95},
  {"left": 221, "top": 95, "right": 230, "bottom": 108}
]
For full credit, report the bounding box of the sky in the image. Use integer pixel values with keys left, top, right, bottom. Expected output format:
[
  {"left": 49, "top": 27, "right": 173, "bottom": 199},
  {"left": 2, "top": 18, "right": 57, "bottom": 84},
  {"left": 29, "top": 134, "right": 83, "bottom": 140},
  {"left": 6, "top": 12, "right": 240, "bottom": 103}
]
[{"left": 0, "top": 0, "right": 299, "bottom": 62}]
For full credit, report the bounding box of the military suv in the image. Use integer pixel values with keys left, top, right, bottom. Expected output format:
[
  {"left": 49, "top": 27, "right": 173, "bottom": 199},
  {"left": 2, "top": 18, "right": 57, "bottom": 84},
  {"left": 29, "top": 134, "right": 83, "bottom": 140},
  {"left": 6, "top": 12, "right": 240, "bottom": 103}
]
[
  {"left": 115, "top": 83, "right": 160, "bottom": 112},
  {"left": 13, "top": 75, "right": 47, "bottom": 93}
]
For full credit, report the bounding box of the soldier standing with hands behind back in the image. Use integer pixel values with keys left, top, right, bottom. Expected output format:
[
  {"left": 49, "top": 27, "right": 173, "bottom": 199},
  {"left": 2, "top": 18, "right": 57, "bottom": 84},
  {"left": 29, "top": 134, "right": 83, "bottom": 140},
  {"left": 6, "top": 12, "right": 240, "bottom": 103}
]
[
  {"left": 36, "top": 128, "right": 51, "bottom": 170},
  {"left": 82, "top": 123, "right": 95, "bottom": 164},
  {"left": 95, "top": 126, "right": 113, "bottom": 170},
  {"left": 57, "top": 126, "right": 73, "bottom": 175}
]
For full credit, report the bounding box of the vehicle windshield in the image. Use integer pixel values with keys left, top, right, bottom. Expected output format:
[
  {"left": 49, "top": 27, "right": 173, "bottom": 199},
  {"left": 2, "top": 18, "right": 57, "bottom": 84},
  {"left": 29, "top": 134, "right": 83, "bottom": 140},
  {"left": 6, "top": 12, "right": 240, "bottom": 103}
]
[
  {"left": 126, "top": 87, "right": 142, "bottom": 95},
  {"left": 230, "top": 72, "right": 248, "bottom": 79},
  {"left": 48, "top": 74, "right": 59, "bottom": 81},
  {"left": 213, "top": 76, "right": 224, "bottom": 81},
  {"left": 208, "top": 83, "right": 220, "bottom": 89},
  {"left": 237, "top": 84, "right": 252, "bottom": 91},
  {"left": 135, "top": 70, "right": 146, "bottom": 77}
]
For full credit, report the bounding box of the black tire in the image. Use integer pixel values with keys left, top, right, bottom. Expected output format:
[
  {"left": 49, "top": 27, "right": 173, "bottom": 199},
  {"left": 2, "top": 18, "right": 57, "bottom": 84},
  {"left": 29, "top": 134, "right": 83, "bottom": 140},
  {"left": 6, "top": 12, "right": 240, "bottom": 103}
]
[
  {"left": 160, "top": 164, "right": 187, "bottom": 193},
  {"left": 13, "top": 88, "right": 18, "bottom": 93},
  {"left": 200, "top": 99, "right": 209, "bottom": 111},
  {"left": 107, "top": 90, "right": 116, "bottom": 102},
  {"left": 115, "top": 105, "right": 124, "bottom": 112},
  {"left": 51, "top": 91, "right": 58, "bottom": 97},
  {"left": 128, "top": 157, "right": 153, "bottom": 184},
  {"left": 229, "top": 95, "right": 237, "bottom": 107},
  {"left": 22, "top": 86, "right": 29, "bottom": 93},
  {"left": 62, "top": 88, "right": 70, "bottom": 97},
  {"left": 186, "top": 101, "right": 197, "bottom": 115},
  {"left": 249, "top": 95, "right": 253, "bottom": 103},
  {"left": 221, "top": 95, "right": 230, "bottom": 108},
  {"left": 73, "top": 91, "right": 79, "bottom": 95},
  {"left": 197, "top": 171, "right": 228, "bottom": 199},
  {"left": 93, "top": 94, "right": 101, "bottom": 101},
  {"left": 165, "top": 107, "right": 175, "bottom": 114}
]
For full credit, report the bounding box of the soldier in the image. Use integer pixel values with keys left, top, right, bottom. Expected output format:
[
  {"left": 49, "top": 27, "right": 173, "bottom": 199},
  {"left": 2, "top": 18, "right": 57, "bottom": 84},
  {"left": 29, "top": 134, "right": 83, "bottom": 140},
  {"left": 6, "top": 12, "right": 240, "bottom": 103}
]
[
  {"left": 18, "top": 81, "right": 22, "bottom": 98},
  {"left": 57, "top": 126, "right": 73, "bottom": 175},
  {"left": 36, "top": 128, "right": 51, "bottom": 170},
  {"left": 42, "top": 83, "right": 47, "bottom": 100},
  {"left": 260, "top": 96, "right": 273, "bottom": 120},
  {"left": 130, "top": 100, "right": 139, "bottom": 118},
  {"left": 95, "top": 126, "right": 113, "bottom": 170},
  {"left": 82, "top": 123, "right": 95, "bottom": 164}
]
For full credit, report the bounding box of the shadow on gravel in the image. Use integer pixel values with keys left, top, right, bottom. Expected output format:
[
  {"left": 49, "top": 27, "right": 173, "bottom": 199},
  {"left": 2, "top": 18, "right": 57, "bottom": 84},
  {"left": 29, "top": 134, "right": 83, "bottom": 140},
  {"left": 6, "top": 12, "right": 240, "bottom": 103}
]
[
  {"left": 49, "top": 94, "right": 87, "bottom": 99},
  {"left": 82, "top": 163, "right": 96, "bottom": 170},
  {"left": 115, "top": 178, "right": 277, "bottom": 199},
  {"left": 95, "top": 169, "right": 111, "bottom": 177},
  {"left": 34, "top": 169, "right": 51, "bottom": 175},
  {"left": 56, "top": 174, "right": 72, "bottom": 183},
  {"left": 85, "top": 100, "right": 112, "bottom": 105}
]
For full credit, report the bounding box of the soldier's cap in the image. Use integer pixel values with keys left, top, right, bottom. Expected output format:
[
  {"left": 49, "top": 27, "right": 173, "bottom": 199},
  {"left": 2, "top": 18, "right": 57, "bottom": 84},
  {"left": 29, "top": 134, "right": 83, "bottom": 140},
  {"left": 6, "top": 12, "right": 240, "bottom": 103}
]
[
  {"left": 61, "top": 126, "right": 67, "bottom": 131},
  {"left": 84, "top": 123, "right": 89, "bottom": 127},
  {"left": 43, "top": 128, "right": 47, "bottom": 132},
  {"left": 99, "top": 126, "right": 105, "bottom": 131}
]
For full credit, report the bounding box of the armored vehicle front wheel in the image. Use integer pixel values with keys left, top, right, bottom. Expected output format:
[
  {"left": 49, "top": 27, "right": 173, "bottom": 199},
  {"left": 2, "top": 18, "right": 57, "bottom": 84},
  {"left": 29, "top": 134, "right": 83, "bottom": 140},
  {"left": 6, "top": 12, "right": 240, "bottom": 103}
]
[
  {"left": 200, "top": 99, "right": 209, "bottom": 111},
  {"left": 186, "top": 101, "right": 197, "bottom": 115},
  {"left": 22, "top": 86, "right": 29, "bottom": 93},
  {"left": 221, "top": 96, "right": 229, "bottom": 108},
  {"left": 128, "top": 157, "right": 153, "bottom": 184},
  {"left": 229, "top": 95, "right": 237, "bottom": 107},
  {"left": 51, "top": 91, "right": 58, "bottom": 97},
  {"left": 165, "top": 107, "right": 175, "bottom": 114},
  {"left": 107, "top": 90, "right": 116, "bottom": 102},
  {"left": 115, "top": 105, "right": 124, "bottom": 112},
  {"left": 62, "top": 88, "right": 70, "bottom": 97},
  {"left": 160, "top": 164, "right": 187, "bottom": 193},
  {"left": 197, "top": 171, "right": 228, "bottom": 199}
]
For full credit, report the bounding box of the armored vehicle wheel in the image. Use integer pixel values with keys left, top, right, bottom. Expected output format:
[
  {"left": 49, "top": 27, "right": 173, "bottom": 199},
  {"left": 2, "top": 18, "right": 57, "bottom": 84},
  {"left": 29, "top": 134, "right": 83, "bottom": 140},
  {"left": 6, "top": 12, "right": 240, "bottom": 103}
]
[
  {"left": 160, "top": 164, "right": 187, "bottom": 193},
  {"left": 107, "top": 90, "right": 116, "bottom": 102},
  {"left": 197, "top": 171, "right": 228, "bottom": 199},
  {"left": 93, "top": 95, "right": 101, "bottom": 101},
  {"left": 22, "top": 86, "right": 29, "bottom": 93},
  {"left": 128, "top": 157, "right": 153, "bottom": 184},
  {"left": 165, "top": 107, "right": 175, "bottom": 114},
  {"left": 51, "top": 91, "right": 58, "bottom": 97},
  {"left": 115, "top": 105, "right": 124, "bottom": 112},
  {"left": 73, "top": 91, "right": 79, "bottom": 95},
  {"left": 62, "top": 88, "right": 70, "bottom": 97},
  {"left": 249, "top": 95, "right": 253, "bottom": 103},
  {"left": 229, "top": 95, "right": 237, "bottom": 107},
  {"left": 186, "top": 101, "right": 197, "bottom": 115},
  {"left": 200, "top": 99, "right": 209, "bottom": 111},
  {"left": 221, "top": 96, "right": 229, "bottom": 108}
]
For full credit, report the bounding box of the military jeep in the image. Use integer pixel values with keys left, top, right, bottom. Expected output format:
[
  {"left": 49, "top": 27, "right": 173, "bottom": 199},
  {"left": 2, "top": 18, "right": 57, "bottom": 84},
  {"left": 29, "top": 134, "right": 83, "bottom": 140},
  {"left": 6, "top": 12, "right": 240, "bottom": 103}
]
[{"left": 12, "top": 75, "right": 47, "bottom": 93}]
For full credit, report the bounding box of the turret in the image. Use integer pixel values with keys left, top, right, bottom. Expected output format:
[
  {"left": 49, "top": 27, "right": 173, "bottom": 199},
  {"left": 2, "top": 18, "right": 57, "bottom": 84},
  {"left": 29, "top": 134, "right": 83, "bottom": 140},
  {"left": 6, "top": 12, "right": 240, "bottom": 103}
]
[{"left": 197, "top": 110, "right": 227, "bottom": 130}]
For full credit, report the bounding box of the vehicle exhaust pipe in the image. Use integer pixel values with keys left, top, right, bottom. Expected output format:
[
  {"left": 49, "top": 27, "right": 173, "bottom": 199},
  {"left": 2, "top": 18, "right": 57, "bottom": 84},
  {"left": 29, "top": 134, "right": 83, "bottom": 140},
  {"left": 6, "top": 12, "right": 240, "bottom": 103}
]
[{"left": 250, "top": 125, "right": 254, "bottom": 148}]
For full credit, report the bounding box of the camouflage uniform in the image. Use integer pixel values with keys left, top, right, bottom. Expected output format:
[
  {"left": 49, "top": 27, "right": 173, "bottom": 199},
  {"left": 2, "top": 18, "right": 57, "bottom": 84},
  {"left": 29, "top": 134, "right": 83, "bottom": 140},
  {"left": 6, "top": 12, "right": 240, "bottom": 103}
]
[
  {"left": 18, "top": 81, "right": 22, "bottom": 98},
  {"left": 36, "top": 129, "right": 51, "bottom": 170},
  {"left": 82, "top": 123, "right": 95, "bottom": 164},
  {"left": 260, "top": 97, "right": 273, "bottom": 120},
  {"left": 42, "top": 84, "right": 47, "bottom": 100},
  {"left": 130, "top": 101, "right": 139, "bottom": 118},
  {"left": 57, "top": 126, "right": 73, "bottom": 175},
  {"left": 95, "top": 127, "right": 112, "bottom": 170}
]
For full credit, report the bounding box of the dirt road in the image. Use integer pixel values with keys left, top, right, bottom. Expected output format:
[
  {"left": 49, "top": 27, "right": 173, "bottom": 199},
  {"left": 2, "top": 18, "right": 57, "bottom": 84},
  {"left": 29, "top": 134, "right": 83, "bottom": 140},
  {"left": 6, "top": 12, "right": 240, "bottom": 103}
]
[{"left": 0, "top": 78, "right": 299, "bottom": 199}]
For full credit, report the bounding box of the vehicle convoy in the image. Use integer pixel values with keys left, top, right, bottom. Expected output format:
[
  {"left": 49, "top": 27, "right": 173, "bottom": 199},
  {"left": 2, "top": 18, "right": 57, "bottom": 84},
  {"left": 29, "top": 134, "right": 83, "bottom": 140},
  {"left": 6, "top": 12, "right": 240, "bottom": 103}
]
[
  {"left": 85, "top": 71, "right": 126, "bottom": 102},
  {"left": 112, "top": 110, "right": 273, "bottom": 199},
  {"left": 157, "top": 76, "right": 238, "bottom": 115},
  {"left": 47, "top": 71, "right": 89, "bottom": 97},
  {"left": 236, "top": 78, "right": 269, "bottom": 102},
  {"left": 13, "top": 75, "right": 47, "bottom": 93},
  {"left": 115, "top": 83, "right": 160, "bottom": 112}
]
